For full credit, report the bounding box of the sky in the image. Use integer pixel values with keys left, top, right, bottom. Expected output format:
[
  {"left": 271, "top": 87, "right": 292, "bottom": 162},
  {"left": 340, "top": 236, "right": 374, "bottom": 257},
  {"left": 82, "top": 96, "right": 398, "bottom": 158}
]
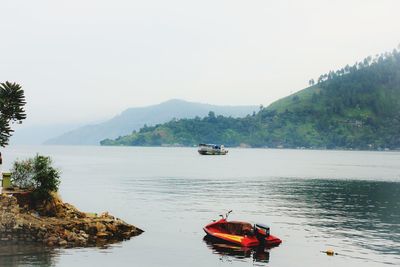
[{"left": 1, "top": 0, "right": 400, "bottom": 126}]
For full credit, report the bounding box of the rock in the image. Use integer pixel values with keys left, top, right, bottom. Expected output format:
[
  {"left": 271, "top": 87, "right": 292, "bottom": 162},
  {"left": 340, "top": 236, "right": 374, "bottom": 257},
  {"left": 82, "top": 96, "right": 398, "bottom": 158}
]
[
  {"left": 106, "top": 223, "right": 117, "bottom": 233},
  {"left": 46, "top": 236, "right": 58, "bottom": 244},
  {"left": 59, "top": 239, "right": 68, "bottom": 246},
  {"left": 96, "top": 222, "right": 107, "bottom": 233},
  {"left": 96, "top": 232, "right": 110, "bottom": 239},
  {"left": 79, "top": 230, "right": 89, "bottom": 239},
  {"left": 0, "top": 194, "right": 143, "bottom": 248},
  {"left": 65, "top": 231, "right": 76, "bottom": 242},
  {"left": 87, "top": 222, "right": 96, "bottom": 232},
  {"left": 100, "top": 212, "right": 109, "bottom": 217}
]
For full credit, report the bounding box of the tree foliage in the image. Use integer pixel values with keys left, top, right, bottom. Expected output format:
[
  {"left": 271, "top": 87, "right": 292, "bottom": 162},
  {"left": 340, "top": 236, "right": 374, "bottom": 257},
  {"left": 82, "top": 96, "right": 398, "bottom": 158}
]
[
  {"left": 11, "top": 155, "right": 61, "bottom": 200},
  {"left": 0, "top": 81, "right": 27, "bottom": 146}
]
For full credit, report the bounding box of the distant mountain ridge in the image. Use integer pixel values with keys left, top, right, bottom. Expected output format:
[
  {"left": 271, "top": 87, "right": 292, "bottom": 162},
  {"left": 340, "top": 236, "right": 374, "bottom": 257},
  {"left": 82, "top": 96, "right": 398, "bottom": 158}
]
[
  {"left": 44, "top": 99, "right": 258, "bottom": 145},
  {"left": 100, "top": 49, "right": 400, "bottom": 150}
]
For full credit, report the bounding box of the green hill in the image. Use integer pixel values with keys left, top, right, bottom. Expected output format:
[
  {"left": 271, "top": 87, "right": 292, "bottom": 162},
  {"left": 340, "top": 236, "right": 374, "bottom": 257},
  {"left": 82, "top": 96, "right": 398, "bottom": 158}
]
[
  {"left": 44, "top": 99, "right": 257, "bottom": 145},
  {"left": 101, "top": 49, "right": 400, "bottom": 150}
]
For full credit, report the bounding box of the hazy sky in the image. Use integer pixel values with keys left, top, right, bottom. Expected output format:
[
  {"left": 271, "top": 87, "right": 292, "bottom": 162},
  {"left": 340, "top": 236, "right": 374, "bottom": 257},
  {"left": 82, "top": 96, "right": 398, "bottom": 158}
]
[{"left": 1, "top": 0, "right": 399, "bottom": 126}]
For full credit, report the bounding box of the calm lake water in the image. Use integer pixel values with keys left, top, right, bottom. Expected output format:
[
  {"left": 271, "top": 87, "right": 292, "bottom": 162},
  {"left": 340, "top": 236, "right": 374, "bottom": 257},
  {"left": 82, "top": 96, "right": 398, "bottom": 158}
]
[{"left": 1, "top": 146, "right": 400, "bottom": 267}]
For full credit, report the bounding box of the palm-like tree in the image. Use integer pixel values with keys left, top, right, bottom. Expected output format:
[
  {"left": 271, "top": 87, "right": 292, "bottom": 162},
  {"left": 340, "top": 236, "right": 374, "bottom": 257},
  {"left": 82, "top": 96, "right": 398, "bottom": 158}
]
[{"left": 0, "top": 81, "right": 26, "bottom": 146}]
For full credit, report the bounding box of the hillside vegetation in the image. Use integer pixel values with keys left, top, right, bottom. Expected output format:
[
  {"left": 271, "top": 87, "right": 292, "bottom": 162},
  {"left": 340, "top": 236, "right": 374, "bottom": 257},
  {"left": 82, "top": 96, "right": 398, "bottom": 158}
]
[
  {"left": 101, "top": 49, "right": 400, "bottom": 150},
  {"left": 44, "top": 99, "right": 256, "bottom": 145}
]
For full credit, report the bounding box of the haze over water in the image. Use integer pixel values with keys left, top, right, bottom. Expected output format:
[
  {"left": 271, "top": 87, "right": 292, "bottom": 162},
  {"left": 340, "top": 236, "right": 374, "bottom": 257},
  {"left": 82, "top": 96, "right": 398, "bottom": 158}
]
[{"left": 1, "top": 146, "right": 400, "bottom": 267}]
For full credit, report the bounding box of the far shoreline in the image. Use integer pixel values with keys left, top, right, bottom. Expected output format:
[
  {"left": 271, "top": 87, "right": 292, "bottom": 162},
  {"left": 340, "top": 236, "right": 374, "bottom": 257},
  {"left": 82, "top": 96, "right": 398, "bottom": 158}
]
[
  {"left": 98, "top": 144, "right": 400, "bottom": 153},
  {"left": 6, "top": 144, "right": 400, "bottom": 153}
]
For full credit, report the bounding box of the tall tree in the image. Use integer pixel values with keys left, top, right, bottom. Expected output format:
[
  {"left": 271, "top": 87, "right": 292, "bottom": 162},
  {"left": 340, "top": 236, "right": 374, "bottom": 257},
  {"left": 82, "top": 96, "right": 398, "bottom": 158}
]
[{"left": 0, "top": 82, "right": 27, "bottom": 146}]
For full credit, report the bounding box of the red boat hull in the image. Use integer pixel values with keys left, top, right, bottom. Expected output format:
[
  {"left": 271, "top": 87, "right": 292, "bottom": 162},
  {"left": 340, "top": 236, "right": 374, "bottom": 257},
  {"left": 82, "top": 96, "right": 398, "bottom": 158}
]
[{"left": 203, "top": 219, "right": 282, "bottom": 247}]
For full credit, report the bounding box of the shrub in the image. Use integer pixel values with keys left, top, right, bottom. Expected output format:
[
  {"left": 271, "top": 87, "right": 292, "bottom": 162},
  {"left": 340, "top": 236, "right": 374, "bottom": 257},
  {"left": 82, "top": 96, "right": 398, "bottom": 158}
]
[
  {"left": 11, "top": 154, "right": 61, "bottom": 200},
  {"left": 10, "top": 157, "right": 35, "bottom": 189}
]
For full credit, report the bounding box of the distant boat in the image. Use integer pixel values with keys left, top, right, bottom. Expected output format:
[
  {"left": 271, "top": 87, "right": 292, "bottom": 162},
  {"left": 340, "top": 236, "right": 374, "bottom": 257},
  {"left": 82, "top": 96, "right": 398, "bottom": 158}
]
[{"left": 198, "top": 144, "right": 228, "bottom": 155}]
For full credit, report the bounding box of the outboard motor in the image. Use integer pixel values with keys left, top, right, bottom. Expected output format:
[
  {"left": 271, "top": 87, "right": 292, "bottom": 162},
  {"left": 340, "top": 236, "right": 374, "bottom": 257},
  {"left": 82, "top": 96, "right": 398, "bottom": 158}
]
[{"left": 254, "top": 223, "right": 270, "bottom": 244}]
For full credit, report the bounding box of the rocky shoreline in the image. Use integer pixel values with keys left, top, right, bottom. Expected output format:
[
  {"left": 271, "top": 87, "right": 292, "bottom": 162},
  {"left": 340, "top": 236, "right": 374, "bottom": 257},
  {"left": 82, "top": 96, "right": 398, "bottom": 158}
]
[{"left": 0, "top": 193, "right": 143, "bottom": 247}]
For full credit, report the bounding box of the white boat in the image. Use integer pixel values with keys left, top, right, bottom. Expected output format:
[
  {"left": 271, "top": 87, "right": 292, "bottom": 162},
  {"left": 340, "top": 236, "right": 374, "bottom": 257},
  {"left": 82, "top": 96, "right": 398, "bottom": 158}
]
[{"left": 198, "top": 144, "right": 228, "bottom": 155}]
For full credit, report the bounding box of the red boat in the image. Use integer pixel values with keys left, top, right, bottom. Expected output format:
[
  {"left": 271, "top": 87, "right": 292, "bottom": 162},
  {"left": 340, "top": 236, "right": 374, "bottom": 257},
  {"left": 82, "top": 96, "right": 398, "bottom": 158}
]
[{"left": 203, "top": 211, "right": 282, "bottom": 247}]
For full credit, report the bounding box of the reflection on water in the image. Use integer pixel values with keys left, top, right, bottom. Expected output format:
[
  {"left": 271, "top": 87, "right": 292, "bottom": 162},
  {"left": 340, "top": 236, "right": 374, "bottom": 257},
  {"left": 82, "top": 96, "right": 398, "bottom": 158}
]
[
  {"left": 273, "top": 179, "right": 400, "bottom": 256},
  {"left": 3, "top": 178, "right": 400, "bottom": 267},
  {"left": 2, "top": 146, "right": 400, "bottom": 267},
  {"left": 203, "top": 236, "right": 271, "bottom": 263},
  {"left": 131, "top": 177, "right": 400, "bottom": 265},
  {"left": 0, "top": 243, "right": 58, "bottom": 267}
]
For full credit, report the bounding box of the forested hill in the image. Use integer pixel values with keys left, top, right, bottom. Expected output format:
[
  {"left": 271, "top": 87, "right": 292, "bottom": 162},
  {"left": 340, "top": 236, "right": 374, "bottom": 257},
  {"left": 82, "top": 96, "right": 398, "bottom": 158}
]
[
  {"left": 44, "top": 99, "right": 257, "bottom": 145},
  {"left": 101, "top": 49, "right": 400, "bottom": 150}
]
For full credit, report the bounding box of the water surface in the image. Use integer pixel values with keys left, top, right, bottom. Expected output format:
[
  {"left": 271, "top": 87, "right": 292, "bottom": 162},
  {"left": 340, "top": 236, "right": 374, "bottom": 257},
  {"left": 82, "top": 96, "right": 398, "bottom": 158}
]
[{"left": 2, "top": 146, "right": 400, "bottom": 267}]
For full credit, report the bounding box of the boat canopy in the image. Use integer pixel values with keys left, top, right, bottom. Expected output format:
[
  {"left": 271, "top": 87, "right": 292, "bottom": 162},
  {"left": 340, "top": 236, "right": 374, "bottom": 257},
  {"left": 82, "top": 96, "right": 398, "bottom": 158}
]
[{"left": 198, "top": 143, "right": 222, "bottom": 148}]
